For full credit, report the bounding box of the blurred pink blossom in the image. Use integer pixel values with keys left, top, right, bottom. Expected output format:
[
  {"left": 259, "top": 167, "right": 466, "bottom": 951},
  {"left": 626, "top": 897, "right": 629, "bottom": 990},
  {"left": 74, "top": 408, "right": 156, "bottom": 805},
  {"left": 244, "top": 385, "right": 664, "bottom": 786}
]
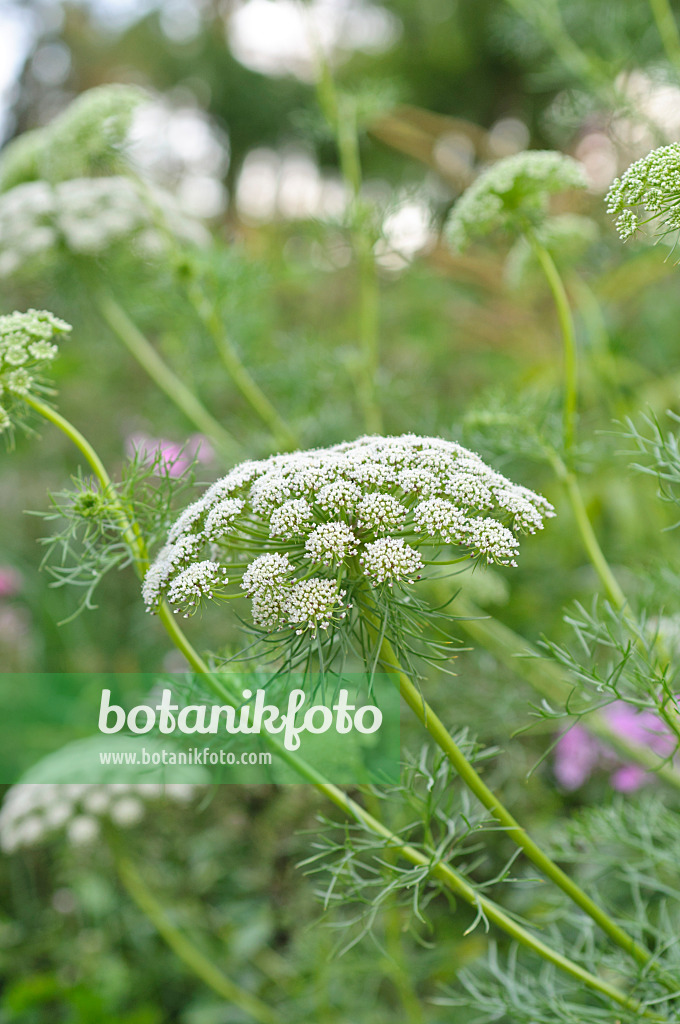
[
  {"left": 126, "top": 432, "right": 214, "bottom": 478},
  {"left": 0, "top": 567, "right": 22, "bottom": 598},
  {"left": 554, "top": 701, "right": 676, "bottom": 793}
]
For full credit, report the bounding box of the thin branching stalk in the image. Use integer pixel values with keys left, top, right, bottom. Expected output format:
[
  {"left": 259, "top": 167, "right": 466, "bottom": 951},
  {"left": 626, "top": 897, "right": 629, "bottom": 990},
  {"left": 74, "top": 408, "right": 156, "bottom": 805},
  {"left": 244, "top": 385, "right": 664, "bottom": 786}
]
[
  {"left": 183, "top": 276, "right": 297, "bottom": 451},
  {"left": 315, "top": 60, "right": 383, "bottom": 433},
  {"left": 20, "top": 395, "right": 658, "bottom": 1016},
  {"left": 371, "top": 622, "right": 679, "bottom": 992},
  {"left": 451, "top": 592, "right": 680, "bottom": 791},
  {"left": 116, "top": 855, "right": 280, "bottom": 1024},
  {"left": 128, "top": 172, "right": 296, "bottom": 451},
  {"left": 312, "top": 786, "right": 650, "bottom": 1017},
  {"left": 94, "top": 288, "right": 239, "bottom": 459}
]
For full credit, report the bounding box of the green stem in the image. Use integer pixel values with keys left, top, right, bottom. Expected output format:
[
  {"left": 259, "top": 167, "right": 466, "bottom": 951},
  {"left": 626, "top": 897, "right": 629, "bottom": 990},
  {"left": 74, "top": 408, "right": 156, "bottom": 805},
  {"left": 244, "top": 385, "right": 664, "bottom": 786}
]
[
  {"left": 316, "top": 65, "right": 382, "bottom": 434},
  {"left": 116, "top": 855, "right": 279, "bottom": 1024},
  {"left": 355, "top": 232, "right": 382, "bottom": 434},
  {"left": 23, "top": 394, "right": 146, "bottom": 568},
  {"left": 547, "top": 458, "right": 680, "bottom": 746},
  {"left": 649, "top": 0, "right": 680, "bottom": 67},
  {"left": 373, "top": 627, "right": 677, "bottom": 992},
  {"left": 451, "top": 593, "right": 680, "bottom": 791},
  {"left": 184, "top": 278, "right": 297, "bottom": 451},
  {"left": 126, "top": 170, "right": 294, "bottom": 450},
  {"left": 21, "top": 396, "right": 666, "bottom": 1016},
  {"left": 108, "top": 622, "right": 643, "bottom": 1011},
  {"left": 530, "top": 240, "right": 630, "bottom": 612},
  {"left": 529, "top": 237, "right": 680, "bottom": 733},
  {"left": 94, "top": 289, "right": 238, "bottom": 459},
  {"left": 531, "top": 255, "right": 680, "bottom": 736},
  {"left": 549, "top": 454, "right": 627, "bottom": 609},
  {"left": 531, "top": 239, "right": 578, "bottom": 453}
]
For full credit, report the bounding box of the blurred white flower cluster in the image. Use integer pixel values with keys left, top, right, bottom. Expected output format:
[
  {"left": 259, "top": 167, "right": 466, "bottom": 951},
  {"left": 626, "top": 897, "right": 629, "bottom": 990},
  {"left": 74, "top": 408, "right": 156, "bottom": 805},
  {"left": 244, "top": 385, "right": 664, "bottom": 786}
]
[
  {"left": 0, "top": 176, "right": 209, "bottom": 281},
  {"left": 446, "top": 150, "right": 587, "bottom": 252},
  {"left": 143, "top": 434, "right": 554, "bottom": 637},
  {"left": 0, "top": 781, "right": 199, "bottom": 853},
  {"left": 606, "top": 143, "right": 680, "bottom": 242}
]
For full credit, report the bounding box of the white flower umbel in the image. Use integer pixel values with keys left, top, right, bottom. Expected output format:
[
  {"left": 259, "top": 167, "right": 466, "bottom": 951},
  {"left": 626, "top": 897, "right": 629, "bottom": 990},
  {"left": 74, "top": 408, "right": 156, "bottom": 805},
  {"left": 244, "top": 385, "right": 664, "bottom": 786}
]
[
  {"left": 143, "top": 434, "right": 554, "bottom": 636},
  {"left": 0, "top": 309, "right": 71, "bottom": 433},
  {"left": 0, "top": 782, "right": 200, "bottom": 854},
  {"left": 606, "top": 144, "right": 680, "bottom": 242},
  {"left": 446, "top": 151, "right": 587, "bottom": 252},
  {"left": 0, "top": 176, "right": 208, "bottom": 281}
]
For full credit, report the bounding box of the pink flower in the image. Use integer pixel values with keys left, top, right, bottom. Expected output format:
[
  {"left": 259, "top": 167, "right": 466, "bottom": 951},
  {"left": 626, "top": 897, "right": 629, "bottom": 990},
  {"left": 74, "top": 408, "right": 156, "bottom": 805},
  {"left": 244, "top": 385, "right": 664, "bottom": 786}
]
[
  {"left": 553, "top": 724, "right": 601, "bottom": 790},
  {"left": 554, "top": 701, "right": 676, "bottom": 793},
  {"left": 0, "top": 567, "right": 22, "bottom": 599},
  {"left": 125, "top": 433, "right": 214, "bottom": 478}
]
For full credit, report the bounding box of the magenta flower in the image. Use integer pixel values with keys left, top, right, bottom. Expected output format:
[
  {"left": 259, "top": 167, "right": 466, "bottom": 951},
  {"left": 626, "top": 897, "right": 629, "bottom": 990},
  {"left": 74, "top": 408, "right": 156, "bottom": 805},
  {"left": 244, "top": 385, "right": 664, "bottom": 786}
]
[
  {"left": 0, "top": 567, "right": 22, "bottom": 599},
  {"left": 125, "top": 433, "right": 214, "bottom": 478},
  {"left": 554, "top": 701, "right": 676, "bottom": 793},
  {"left": 553, "top": 724, "right": 601, "bottom": 790}
]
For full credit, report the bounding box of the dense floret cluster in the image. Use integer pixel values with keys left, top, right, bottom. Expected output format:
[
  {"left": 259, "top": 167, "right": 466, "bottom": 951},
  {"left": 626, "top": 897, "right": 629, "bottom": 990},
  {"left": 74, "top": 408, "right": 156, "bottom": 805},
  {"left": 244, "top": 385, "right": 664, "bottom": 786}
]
[
  {"left": 0, "top": 781, "right": 199, "bottom": 853},
  {"left": 606, "top": 144, "right": 680, "bottom": 241},
  {"left": 446, "top": 151, "right": 587, "bottom": 252},
  {"left": 0, "top": 309, "right": 71, "bottom": 432},
  {"left": 0, "top": 177, "right": 208, "bottom": 280},
  {"left": 143, "top": 434, "right": 554, "bottom": 637}
]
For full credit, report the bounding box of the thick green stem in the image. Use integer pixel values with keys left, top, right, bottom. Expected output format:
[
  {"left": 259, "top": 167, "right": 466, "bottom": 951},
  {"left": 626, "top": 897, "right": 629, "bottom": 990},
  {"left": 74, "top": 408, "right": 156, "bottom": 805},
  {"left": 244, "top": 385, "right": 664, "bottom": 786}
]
[
  {"left": 184, "top": 278, "right": 297, "bottom": 451},
  {"left": 649, "top": 0, "right": 680, "bottom": 66},
  {"left": 531, "top": 240, "right": 578, "bottom": 453},
  {"left": 94, "top": 289, "right": 238, "bottom": 459},
  {"left": 116, "top": 855, "right": 279, "bottom": 1024},
  {"left": 373, "top": 628, "right": 677, "bottom": 991},
  {"left": 22, "top": 396, "right": 667, "bottom": 1015}
]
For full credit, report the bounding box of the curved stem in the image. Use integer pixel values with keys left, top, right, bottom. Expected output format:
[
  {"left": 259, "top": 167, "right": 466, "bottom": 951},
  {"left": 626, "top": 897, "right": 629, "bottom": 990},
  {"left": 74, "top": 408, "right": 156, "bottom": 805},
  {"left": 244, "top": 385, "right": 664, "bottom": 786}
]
[
  {"left": 184, "top": 277, "right": 297, "bottom": 451},
  {"left": 529, "top": 241, "right": 629, "bottom": 612},
  {"left": 531, "top": 239, "right": 578, "bottom": 453},
  {"left": 316, "top": 785, "right": 647, "bottom": 1015},
  {"left": 94, "top": 288, "right": 239, "bottom": 459},
  {"left": 116, "top": 855, "right": 279, "bottom": 1024},
  {"left": 23, "top": 394, "right": 147, "bottom": 569},
  {"left": 549, "top": 454, "right": 627, "bottom": 609},
  {"left": 649, "top": 0, "right": 680, "bottom": 67},
  {"left": 21, "top": 396, "right": 668, "bottom": 1015},
  {"left": 372, "top": 625, "right": 677, "bottom": 992}
]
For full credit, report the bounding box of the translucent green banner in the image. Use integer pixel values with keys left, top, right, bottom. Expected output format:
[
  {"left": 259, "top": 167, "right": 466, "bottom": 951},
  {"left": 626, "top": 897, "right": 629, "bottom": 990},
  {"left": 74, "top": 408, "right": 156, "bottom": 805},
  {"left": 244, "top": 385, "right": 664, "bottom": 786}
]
[{"left": 0, "top": 672, "right": 401, "bottom": 785}]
